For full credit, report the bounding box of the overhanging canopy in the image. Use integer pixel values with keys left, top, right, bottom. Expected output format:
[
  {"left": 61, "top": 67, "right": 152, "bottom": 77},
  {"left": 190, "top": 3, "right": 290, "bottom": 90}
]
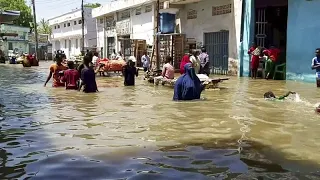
[{"left": 0, "top": 10, "right": 20, "bottom": 23}]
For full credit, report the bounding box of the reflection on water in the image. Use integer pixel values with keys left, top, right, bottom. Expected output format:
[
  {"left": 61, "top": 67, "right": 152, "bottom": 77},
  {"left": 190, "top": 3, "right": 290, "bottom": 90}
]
[{"left": 1, "top": 62, "right": 320, "bottom": 179}]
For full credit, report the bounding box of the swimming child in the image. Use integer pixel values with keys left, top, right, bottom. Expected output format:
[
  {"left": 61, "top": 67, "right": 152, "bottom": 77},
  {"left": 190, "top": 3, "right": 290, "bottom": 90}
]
[{"left": 264, "top": 91, "right": 296, "bottom": 100}]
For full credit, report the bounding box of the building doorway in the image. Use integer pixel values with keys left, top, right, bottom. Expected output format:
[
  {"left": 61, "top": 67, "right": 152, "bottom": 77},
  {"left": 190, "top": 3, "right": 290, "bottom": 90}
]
[
  {"left": 107, "top": 37, "right": 115, "bottom": 58},
  {"left": 253, "top": 0, "right": 288, "bottom": 79},
  {"left": 255, "top": 1, "right": 287, "bottom": 57},
  {"left": 204, "top": 31, "right": 229, "bottom": 75}
]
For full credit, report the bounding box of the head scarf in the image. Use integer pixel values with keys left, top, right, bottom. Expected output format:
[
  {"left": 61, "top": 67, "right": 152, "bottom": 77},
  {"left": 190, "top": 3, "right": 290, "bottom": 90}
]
[
  {"left": 173, "top": 63, "right": 203, "bottom": 101},
  {"left": 180, "top": 54, "right": 191, "bottom": 74}
]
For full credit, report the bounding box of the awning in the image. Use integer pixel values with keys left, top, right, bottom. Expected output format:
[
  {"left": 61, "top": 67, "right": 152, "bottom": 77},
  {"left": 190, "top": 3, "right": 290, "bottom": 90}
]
[{"left": 0, "top": 10, "right": 20, "bottom": 23}]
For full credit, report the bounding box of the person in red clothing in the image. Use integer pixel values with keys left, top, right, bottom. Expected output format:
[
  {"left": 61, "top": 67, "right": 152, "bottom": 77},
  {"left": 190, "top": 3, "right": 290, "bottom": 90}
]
[
  {"left": 248, "top": 42, "right": 261, "bottom": 79},
  {"left": 180, "top": 51, "right": 191, "bottom": 74},
  {"left": 62, "top": 61, "right": 80, "bottom": 90},
  {"left": 268, "top": 46, "right": 281, "bottom": 62}
]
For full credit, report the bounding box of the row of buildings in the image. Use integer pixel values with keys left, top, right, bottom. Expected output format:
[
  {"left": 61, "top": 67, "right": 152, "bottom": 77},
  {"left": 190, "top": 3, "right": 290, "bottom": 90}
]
[
  {"left": 0, "top": 10, "right": 51, "bottom": 59},
  {"left": 49, "top": 0, "right": 320, "bottom": 82}
]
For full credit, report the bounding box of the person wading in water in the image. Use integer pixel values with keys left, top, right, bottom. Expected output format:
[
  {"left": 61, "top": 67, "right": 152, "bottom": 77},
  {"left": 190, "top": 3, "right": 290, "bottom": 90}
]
[
  {"left": 199, "top": 47, "right": 210, "bottom": 76},
  {"left": 44, "top": 53, "right": 67, "bottom": 87},
  {"left": 79, "top": 55, "right": 98, "bottom": 93}
]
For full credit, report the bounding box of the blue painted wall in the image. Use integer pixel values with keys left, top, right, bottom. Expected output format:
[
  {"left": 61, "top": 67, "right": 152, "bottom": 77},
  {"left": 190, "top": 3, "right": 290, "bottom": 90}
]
[
  {"left": 286, "top": 0, "right": 320, "bottom": 82},
  {"left": 239, "top": 0, "right": 255, "bottom": 77}
]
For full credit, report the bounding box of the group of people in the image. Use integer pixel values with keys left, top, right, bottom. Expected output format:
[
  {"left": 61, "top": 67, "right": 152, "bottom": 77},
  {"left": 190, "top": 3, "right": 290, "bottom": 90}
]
[
  {"left": 180, "top": 47, "right": 210, "bottom": 76},
  {"left": 248, "top": 43, "right": 281, "bottom": 79},
  {"left": 44, "top": 51, "right": 98, "bottom": 93}
]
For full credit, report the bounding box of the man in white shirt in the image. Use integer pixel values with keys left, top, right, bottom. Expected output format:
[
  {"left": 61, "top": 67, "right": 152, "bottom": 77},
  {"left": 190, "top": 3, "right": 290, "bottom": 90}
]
[{"left": 141, "top": 51, "right": 150, "bottom": 72}]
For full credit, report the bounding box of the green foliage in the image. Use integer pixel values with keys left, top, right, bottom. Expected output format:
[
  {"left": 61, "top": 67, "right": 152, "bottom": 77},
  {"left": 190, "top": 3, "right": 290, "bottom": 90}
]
[
  {"left": 37, "top": 18, "right": 51, "bottom": 34},
  {"left": 84, "top": 3, "right": 101, "bottom": 8},
  {"left": 0, "top": 0, "right": 33, "bottom": 27}
]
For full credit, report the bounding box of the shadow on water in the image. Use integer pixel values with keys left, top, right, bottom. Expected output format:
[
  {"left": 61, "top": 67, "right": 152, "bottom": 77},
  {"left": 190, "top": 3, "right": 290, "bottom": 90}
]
[{"left": 1, "top": 64, "right": 320, "bottom": 179}]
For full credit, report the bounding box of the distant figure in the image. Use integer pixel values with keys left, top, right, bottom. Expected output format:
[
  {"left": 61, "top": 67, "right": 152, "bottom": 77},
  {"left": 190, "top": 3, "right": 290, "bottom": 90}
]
[
  {"left": 62, "top": 61, "right": 80, "bottom": 90},
  {"left": 311, "top": 48, "right": 320, "bottom": 87},
  {"left": 123, "top": 58, "right": 138, "bottom": 86},
  {"left": 189, "top": 50, "right": 201, "bottom": 74},
  {"left": 79, "top": 55, "right": 98, "bottom": 93},
  {"left": 44, "top": 51, "right": 48, "bottom": 61},
  {"left": 92, "top": 52, "right": 99, "bottom": 67},
  {"left": 141, "top": 50, "right": 150, "bottom": 72},
  {"left": 44, "top": 53, "right": 67, "bottom": 87},
  {"left": 0, "top": 50, "right": 5, "bottom": 64},
  {"left": 264, "top": 91, "right": 296, "bottom": 100},
  {"left": 110, "top": 49, "right": 117, "bottom": 60},
  {"left": 199, "top": 47, "right": 210, "bottom": 76},
  {"left": 173, "top": 63, "right": 205, "bottom": 101},
  {"left": 248, "top": 42, "right": 260, "bottom": 79},
  {"left": 180, "top": 51, "right": 191, "bottom": 74},
  {"left": 116, "top": 51, "right": 123, "bottom": 60}
]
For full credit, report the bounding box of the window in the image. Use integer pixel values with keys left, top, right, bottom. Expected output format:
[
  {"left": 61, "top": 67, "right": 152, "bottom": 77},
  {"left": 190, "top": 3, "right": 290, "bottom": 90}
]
[
  {"left": 135, "top": 8, "right": 141, "bottom": 15},
  {"left": 212, "top": 4, "right": 232, "bottom": 16},
  {"left": 69, "top": 40, "right": 71, "bottom": 50},
  {"left": 65, "top": 39, "right": 67, "bottom": 48},
  {"left": 74, "top": 21, "right": 77, "bottom": 25},
  {"left": 105, "top": 16, "right": 115, "bottom": 28},
  {"left": 64, "top": 23, "right": 66, "bottom": 27},
  {"left": 8, "top": 42, "right": 13, "bottom": 50},
  {"left": 76, "top": 39, "right": 78, "bottom": 49},
  {"left": 67, "top": 22, "right": 70, "bottom": 27},
  {"left": 54, "top": 26, "right": 56, "bottom": 29},
  {"left": 159, "top": 2, "right": 164, "bottom": 9},
  {"left": 99, "top": 18, "right": 103, "bottom": 24},
  {"left": 145, "top": 5, "right": 152, "bottom": 13},
  {"left": 58, "top": 25, "right": 60, "bottom": 28},
  {"left": 78, "top": 20, "right": 82, "bottom": 24},
  {"left": 118, "top": 10, "right": 130, "bottom": 21}
]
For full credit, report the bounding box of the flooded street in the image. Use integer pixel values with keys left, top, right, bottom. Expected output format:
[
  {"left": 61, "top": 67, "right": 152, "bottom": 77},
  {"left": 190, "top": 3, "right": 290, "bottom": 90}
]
[{"left": 1, "top": 62, "right": 320, "bottom": 179}]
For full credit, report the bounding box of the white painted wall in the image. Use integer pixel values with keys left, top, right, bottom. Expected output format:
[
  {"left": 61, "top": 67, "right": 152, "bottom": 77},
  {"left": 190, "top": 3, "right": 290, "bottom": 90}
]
[
  {"left": 49, "top": 7, "right": 97, "bottom": 57},
  {"left": 131, "top": 5, "right": 155, "bottom": 45},
  {"left": 179, "top": 0, "right": 241, "bottom": 75},
  {"left": 92, "top": 0, "right": 154, "bottom": 18}
]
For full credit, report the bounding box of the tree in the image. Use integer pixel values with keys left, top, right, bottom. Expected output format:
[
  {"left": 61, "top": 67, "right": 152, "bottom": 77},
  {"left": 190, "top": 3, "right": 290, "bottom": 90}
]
[
  {"left": 84, "top": 3, "right": 101, "bottom": 8},
  {"left": 0, "top": 0, "right": 33, "bottom": 27},
  {"left": 37, "top": 18, "right": 51, "bottom": 34}
]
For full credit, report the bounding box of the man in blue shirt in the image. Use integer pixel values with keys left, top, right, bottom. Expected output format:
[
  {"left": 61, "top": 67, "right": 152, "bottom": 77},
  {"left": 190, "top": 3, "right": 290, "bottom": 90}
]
[
  {"left": 311, "top": 48, "right": 320, "bottom": 87},
  {"left": 141, "top": 51, "right": 150, "bottom": 72}
]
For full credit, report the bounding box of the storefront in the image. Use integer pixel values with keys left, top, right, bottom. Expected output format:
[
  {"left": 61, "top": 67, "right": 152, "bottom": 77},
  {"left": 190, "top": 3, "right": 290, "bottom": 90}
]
[{"left": 239, "top": 0, "right": 320, "bottom": 82}]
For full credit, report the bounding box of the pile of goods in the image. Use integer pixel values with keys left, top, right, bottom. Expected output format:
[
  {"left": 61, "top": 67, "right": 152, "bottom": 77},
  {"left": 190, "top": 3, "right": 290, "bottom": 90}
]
[{"left": 97, "top": 58, "right": 126, "bottom": 72}]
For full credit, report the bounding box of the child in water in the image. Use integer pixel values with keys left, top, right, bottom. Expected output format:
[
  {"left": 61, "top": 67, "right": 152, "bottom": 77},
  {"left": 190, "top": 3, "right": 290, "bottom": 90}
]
[{"left": 264, "top": 91, "right": 296, "bottom": 100}]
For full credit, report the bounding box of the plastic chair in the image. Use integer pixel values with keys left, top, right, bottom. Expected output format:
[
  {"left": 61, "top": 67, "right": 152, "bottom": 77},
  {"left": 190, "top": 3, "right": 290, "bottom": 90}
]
[{"left": 273, "top": 63, "right": 286, "bottom": 80}]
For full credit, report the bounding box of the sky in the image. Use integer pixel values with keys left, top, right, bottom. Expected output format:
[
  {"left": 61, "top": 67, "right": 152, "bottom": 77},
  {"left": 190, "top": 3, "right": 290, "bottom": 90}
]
[{"left": 26, "top": 0, "right": 110, "bottom": 20}]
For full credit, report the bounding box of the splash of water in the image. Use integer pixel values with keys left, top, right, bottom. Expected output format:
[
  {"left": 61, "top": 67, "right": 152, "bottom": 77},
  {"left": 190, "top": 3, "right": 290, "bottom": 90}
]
[{"left": 295, "top": 93, "right": 302, "bottom": 102}]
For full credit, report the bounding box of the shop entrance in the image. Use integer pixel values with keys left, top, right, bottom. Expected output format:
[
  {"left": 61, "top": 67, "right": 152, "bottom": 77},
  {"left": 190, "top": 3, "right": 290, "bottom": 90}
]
[
  {"left": 255, "top": 0, "right": 288, "bottom": 55},
  {"left": 253, "top": 0, "right": 288, "bottom": 79}
]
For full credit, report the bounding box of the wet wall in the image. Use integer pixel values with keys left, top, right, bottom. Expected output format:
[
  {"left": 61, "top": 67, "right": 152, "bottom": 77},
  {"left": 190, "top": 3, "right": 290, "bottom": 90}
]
[
  {"left": 286, "top": 0, "right": 320, "bottom": 82},
  {"left": 239, "top": 0, "right": 254, "bottom": 77}
]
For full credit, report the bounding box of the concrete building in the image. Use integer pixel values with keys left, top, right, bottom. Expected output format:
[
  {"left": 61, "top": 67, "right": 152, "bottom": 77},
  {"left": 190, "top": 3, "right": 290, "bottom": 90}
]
[
  {"left": 240, "top": 0, "right": 320, "bottom": 82},
  {"left": 48, "top": 7, "right": 97, "bottom": 58},
  {"left": 172, "top": 0, "right": 242, "bottom": 75},
  {"left": 93, "top": 0, "right": 242, "bottom": 75},
  {"left": 0, "top": 24, "right": 29, "bottom": 55},
  {"left": 93, "top": 0, "right": 156, "bottom": 59}
]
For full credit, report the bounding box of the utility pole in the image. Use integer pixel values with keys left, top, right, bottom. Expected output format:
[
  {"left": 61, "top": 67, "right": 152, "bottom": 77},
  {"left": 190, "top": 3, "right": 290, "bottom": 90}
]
[
  {"left": 81, "top": 0, "right": 85, "bottom": 55},
  {"left": 32, "top": 0, "right": 39, "bottom": 62},
  {"left": 156, "top": 0, "right": 160, "bottom": 70}
]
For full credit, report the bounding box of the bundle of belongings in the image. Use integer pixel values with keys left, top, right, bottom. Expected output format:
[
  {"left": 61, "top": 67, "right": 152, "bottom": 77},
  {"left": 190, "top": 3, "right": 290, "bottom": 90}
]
[{"left": 97, "top": 58, "right": 126, "bottom": 72}]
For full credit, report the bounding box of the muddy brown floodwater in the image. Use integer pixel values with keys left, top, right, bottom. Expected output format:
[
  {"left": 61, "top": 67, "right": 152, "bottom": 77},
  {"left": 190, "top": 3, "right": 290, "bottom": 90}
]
[{"left": 1, "top": 62, "right": 320, "bottom": 179}]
